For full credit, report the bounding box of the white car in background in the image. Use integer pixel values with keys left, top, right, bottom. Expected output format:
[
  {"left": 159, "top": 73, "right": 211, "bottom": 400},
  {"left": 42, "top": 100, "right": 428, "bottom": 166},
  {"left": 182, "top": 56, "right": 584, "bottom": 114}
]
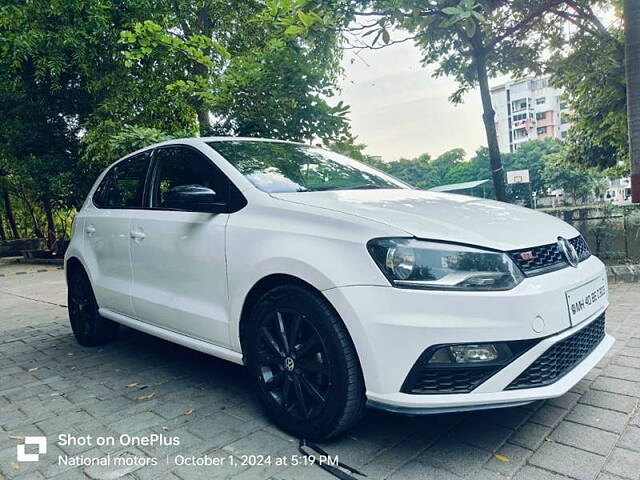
[{"left": 65, "top": 138, "right": 613, "bottom": 440}]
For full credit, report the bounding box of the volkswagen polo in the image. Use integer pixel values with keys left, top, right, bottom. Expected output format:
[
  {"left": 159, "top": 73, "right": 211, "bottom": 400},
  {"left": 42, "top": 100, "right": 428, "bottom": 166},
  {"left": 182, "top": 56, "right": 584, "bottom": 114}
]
[{"left": 65, "top": 138, "right": 613, "bottom": 440}]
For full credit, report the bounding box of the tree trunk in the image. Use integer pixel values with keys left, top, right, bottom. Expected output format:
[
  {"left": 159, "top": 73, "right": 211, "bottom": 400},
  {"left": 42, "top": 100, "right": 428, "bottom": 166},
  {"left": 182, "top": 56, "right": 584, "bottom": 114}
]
[
  {"left": 197, "top": 108, "right": 212, "bottom": 135},
  {"left": 194, "top": 6, "right": 213, "bottom": 136},
  {"left": 474, "top": 49, "right": 507, "bottom": 202},
  {"left": 626, "top": 0, "right": 640, "bottom": 203},
  {"left": 43, "top": 201, "right": 57, "bottom": 249},
  {"left": 0, "top": 214, "right": 6, "bottom": 242},
  {"left": 19, "top": 187, "right": 44, "bottom": 238},
  {"left": 1, "top": 182, "right": 20, "bottom": 239}
]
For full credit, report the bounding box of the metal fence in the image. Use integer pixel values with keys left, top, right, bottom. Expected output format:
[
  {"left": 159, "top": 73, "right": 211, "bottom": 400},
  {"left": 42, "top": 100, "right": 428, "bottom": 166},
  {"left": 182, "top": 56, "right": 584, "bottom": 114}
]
[{"left": 542, "top": 204, "right": 640, "bottom": 264}]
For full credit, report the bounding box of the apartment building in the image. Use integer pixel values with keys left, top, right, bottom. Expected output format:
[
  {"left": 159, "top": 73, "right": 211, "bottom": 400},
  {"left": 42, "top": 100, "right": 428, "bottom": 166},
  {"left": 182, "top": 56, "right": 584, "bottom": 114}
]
[{"left": 490, "top": 77, "right": 570, "bottom": 153}]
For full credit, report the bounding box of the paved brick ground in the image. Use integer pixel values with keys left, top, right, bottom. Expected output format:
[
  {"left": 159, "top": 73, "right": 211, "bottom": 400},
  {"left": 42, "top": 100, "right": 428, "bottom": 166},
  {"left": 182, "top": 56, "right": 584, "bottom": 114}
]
[{"left": 0, "top": 267, "right": 639, "bottom": 479}]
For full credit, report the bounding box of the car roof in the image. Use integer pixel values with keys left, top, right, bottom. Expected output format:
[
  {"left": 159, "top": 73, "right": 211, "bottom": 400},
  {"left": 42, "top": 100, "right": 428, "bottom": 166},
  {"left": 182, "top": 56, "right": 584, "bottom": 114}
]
[
  {"left": 154, "top": 136, "right": 308, "bottom": 148},
  {"left": 119, "top": 136, "right": 311, "bottom": 163}
]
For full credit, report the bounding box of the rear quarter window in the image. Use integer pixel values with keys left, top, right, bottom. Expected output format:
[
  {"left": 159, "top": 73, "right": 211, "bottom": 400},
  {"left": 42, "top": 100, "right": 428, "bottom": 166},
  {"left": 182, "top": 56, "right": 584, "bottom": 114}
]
[{"left": 93, "top": 152, "right": 150, "bottom": 209}]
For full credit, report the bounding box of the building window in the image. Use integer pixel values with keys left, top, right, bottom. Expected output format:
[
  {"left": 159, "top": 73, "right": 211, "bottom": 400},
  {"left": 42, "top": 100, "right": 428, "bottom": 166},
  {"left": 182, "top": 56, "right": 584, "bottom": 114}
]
[
  {"left": 535, "top": 112, "right": 546, "bottom": 121},
  {"left": 514, "top": 128, "right": 528, "bottom": 139},
  {"left": 561, "top": 131, "right": 568, "bottom": 138},
  {"left": 513, "top": 113, "right": 527, "bottom": 121},
  {"left": 561, "top": 115, "right": 568, "bottom": 124},
  {"left": 537, "top": 126, "right": 548, "bottom": 135},
  {"left": 512, "top": 99, "right": 528, "bottom": 112},
  {"left": 536, "top": 97, "right": 546, "bottom": 105},
  {"left": 531, "top": 79, "right": 548, "bottom": 90},
  {"left": 560, "top": 101, "right": 569, "bottom": 110}
]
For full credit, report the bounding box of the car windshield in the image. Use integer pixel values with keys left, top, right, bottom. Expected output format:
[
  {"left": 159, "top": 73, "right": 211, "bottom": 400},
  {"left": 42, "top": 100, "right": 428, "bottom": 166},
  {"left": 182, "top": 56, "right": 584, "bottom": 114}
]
[{"left": 207, "top": 140, "right": 410, "bottom": 193}]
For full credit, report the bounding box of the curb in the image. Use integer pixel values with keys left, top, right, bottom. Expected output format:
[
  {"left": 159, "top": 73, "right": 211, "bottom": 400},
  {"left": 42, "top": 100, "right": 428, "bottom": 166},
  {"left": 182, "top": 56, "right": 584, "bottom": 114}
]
[
  {"left": 606, "top": 264, "right": 640, "bottom": 283},
  {"left": 0, "top": 266, "right": 63, "bottom": 278}
]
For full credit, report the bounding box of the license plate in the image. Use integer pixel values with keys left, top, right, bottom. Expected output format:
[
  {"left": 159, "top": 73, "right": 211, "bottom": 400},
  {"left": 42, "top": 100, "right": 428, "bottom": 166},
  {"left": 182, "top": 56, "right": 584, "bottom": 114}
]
[{"left": 565, "top": 275, "right": 608, "bottom": 326}]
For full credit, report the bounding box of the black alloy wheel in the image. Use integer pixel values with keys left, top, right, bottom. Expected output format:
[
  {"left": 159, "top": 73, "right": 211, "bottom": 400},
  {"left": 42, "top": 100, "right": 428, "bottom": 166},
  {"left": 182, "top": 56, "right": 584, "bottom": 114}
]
[
  {"left": 257, "top": 308, "right": 331, "bottom": 421},
  {"left": 246, "top": 285, "right": 366, "bottom": 441},
  {"left": 68, "top": 268, "right": 119, "bottom": 346}
]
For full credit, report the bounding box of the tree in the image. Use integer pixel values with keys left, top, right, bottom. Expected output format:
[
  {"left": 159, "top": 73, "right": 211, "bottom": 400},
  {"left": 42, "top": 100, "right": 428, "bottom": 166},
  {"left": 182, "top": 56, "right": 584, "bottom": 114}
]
[
  {"left": 542, "top": 152, "right": 597, "bottom": 204},
  {"left": 212, "top": 36, "right": 351, "bottom": 143},
  {"left": 120, "top": 1, "right": 349, "bottom": 143},
  {"left": 549, "top": 18, "right": 627, "bottom": 171},
  {"left": 327, "top": 138, "right": 389, "bottom": 169},
  {"left": 625, "top": 0, "right": 640, "bottom": 202},
  {"left": 0, "top": 178, "right": 20, "bottom": 239},
  {"left": 298, "top": 0, "right": 608, "bottom": 201},
  {"left": 505, "top": 139, "right": 564, "bottom": 196}
]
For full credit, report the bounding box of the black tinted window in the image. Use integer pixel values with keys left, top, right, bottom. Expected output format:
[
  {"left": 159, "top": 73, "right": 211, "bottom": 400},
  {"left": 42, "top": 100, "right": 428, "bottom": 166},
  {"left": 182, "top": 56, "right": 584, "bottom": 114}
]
[
  {"left": 94, "top": 153, "right": 150, "bottom": 208},
  {"left": 151, "top": 147, "right": 228, "bottom": 208}
]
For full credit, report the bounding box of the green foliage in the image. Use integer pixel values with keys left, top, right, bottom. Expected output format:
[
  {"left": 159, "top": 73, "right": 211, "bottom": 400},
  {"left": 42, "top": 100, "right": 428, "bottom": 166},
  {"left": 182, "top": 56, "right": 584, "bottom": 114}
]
[
  {"left": 549, "top": 25, "right": 628, "bottom": 170},
  {"left": 120, "top": 19, "right": 231, "bottom": 108},
  {"left": 542, "top": 152, "right": 606, "bottom": 204},
  {"left": 213, "top": 36, "right": 350, "bottom": 143},
  {"left": 333, "top": 138, "right": 600, "bottom": 207},
  {"left": 356, "top": 1, "right": 583, "bottom": 103},
  {"left": 506, "top": 139, "right": 565, "bottom": 195},
  {"left": 81, "top": 125, "right": 186, "bottom": 182},
  {"left": 0, "top": 0, "right": 354, "bottom": 243}
]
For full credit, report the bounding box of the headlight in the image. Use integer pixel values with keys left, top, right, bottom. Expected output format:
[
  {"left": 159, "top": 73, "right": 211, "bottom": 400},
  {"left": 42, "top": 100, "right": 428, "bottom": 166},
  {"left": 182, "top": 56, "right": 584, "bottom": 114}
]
[{"left": 367, "top": 238, "right": 524, "bottom": 291}]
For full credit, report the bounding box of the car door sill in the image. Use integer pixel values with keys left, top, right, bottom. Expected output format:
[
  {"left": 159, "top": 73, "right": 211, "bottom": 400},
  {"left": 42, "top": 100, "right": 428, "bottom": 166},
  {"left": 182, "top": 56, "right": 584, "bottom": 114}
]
[{"left": 99, "top": 308, "right": 244, "bottom": 365}]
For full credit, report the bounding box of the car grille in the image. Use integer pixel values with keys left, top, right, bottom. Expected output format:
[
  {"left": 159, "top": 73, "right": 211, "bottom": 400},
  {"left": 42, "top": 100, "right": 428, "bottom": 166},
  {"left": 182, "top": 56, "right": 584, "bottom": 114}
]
[
  {"left": 506, "top": 314, "right": 606, "bottom": 390},
  {"left": 508, "top": 235, "right": 591, "bottom": 276},
  {"left": 403, "top": 366, "right": 502, "bottom": 394}
]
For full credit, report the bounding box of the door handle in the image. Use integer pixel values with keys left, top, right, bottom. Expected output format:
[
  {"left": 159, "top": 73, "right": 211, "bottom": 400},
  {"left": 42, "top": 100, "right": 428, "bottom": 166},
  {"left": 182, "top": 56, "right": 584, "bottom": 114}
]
[
  {"left": 86, "top": 225, "right": 96, "bottom": 235},
  {"left": 130, "top": 230, "right": 146, "bottom": 241}
]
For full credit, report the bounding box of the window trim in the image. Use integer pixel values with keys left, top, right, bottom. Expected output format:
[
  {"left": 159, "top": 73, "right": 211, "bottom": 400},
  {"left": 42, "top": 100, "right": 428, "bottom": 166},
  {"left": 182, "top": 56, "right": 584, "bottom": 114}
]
[
  {"left": 146, "top": 144, "right": 247, "bottom": 214},
  {"left": 92, "top": 151, "right": 152, "bottom": 210}
]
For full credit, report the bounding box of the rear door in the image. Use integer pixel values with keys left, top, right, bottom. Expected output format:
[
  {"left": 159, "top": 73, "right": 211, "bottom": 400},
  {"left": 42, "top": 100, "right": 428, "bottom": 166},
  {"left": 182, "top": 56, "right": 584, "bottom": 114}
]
[
  {"left": 128, "top": 145, "right": 233, "bottom": 346},
  {"left": 83, "top": 152, "right": 151, "bottom": 316}
]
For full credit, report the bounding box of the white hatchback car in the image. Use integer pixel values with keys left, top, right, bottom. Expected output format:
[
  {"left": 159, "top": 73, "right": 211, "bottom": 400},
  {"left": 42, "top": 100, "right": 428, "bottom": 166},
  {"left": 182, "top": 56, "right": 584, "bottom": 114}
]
[{"left": 65, "top": 137, "right": 613, "bottom": 440}]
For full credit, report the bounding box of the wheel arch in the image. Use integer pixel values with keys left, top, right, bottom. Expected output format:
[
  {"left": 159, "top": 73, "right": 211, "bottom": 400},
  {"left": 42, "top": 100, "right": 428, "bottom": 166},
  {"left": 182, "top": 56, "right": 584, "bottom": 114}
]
[
  {"left": 65, "top": 256, "right": 88, "bottom": 285},
  {"left": 237, "top": 274, "right": 357, "bottom": 365}
]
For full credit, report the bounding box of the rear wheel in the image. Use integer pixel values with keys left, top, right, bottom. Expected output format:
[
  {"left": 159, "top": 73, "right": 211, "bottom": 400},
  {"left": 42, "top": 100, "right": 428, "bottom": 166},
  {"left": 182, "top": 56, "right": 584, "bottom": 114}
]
[
  {"left": 246, "top": 285, "right": 366, "bottom": 441},
  {"left": 68, "top": 268, "right": 119, "bottom": 346}
]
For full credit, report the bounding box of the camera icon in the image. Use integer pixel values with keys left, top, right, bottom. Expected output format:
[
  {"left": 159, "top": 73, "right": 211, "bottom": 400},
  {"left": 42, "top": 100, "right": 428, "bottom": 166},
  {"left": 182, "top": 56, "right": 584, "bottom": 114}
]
[{"left": 17, "top": 436, "right": 47, "bottom": 462}]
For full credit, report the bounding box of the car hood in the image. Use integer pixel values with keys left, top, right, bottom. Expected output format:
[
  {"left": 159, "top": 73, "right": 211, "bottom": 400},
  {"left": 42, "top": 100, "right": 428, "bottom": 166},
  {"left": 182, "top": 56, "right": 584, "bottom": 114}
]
[{"left": 271, "top": 189, "right": 578, "bottom": 251}]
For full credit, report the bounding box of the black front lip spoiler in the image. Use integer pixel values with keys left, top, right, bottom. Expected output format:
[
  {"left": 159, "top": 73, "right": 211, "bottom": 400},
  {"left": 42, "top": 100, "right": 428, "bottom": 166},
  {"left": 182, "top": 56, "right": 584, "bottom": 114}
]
[{"left": 367, "top": 399, "right": 535, "bottom": 416}]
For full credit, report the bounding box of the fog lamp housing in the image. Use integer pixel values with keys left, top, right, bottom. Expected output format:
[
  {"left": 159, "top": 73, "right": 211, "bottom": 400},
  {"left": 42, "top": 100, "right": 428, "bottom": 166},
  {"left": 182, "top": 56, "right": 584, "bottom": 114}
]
[{"left": 428, "top": 343, "right": 513, "bottom": 364}]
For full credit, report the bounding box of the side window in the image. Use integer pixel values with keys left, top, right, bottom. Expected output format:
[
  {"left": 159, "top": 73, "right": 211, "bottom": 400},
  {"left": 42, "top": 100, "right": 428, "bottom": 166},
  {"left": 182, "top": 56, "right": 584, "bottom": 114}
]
[
  {"left": 94, "top": 153, "right": 150, "bottom": 209},
  {"left": 151, "top": 147, "right": 229, "bottom": 209}
]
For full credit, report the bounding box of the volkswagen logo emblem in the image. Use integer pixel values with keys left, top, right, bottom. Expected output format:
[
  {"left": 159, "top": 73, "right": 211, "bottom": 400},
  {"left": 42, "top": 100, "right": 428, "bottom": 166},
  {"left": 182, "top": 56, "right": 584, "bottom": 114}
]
[
  {"left": 283, "top": 357, "right": 295, "bottom": 372},
  {"left": 557, "top": 236, "right": 579, "bottom": 268}
]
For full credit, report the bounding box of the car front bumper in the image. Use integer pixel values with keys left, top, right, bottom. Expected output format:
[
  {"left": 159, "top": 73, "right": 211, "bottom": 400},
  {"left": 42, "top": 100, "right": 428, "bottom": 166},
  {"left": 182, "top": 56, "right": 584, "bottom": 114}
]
[{"left": 323, "top": 255, "right": 613, "bottom": 411}]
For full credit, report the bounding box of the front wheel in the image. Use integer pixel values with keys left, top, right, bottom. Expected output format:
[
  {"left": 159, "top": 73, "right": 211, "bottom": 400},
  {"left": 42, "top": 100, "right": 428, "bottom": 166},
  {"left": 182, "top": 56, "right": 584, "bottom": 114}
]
[
  {"left": 246, "top": 285, "right": 366, "bottom": 441},
  {"left": 68, "top": 268, "right": 119, "bottom": 346}
]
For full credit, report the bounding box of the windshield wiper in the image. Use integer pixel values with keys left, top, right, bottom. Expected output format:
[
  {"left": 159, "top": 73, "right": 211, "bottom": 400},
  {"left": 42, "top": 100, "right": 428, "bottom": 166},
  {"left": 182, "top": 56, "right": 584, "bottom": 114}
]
[{"left": 302, "top": 184, "right": 389, "bottom": 192}]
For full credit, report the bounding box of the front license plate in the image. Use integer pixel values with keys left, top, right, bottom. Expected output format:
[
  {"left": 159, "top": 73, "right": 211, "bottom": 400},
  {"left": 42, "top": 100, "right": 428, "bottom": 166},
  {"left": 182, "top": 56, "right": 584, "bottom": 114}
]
[{"left": 566, "top": 275, "right": 607, "bottom": 326}]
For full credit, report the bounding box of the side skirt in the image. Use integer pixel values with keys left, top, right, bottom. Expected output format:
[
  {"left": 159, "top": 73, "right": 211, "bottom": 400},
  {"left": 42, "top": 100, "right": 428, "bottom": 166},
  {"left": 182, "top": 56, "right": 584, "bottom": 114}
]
[{"left": 99, "top": 308, "right": 245, "bottom": 365}]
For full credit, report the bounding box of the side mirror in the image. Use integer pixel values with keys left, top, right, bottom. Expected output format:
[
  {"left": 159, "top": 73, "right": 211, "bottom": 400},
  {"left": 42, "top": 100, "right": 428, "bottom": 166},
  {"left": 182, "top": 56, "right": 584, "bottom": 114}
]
[{"left": 163, "top": 185, "right": 226, "bottom": 213}]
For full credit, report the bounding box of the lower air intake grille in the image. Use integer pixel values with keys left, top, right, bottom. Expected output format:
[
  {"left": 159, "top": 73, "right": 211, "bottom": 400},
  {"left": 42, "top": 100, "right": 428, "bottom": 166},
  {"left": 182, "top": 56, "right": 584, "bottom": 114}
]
[
  {"left": 404, "top": 366, "right": 501, "bottom": 394},
  {"left": 506, "top": 314, "right": 605, "bottom": 390}
]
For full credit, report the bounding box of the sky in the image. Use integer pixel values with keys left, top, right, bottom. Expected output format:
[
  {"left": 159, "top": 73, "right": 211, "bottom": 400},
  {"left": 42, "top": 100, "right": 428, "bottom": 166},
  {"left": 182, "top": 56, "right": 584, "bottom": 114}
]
[
  {"left": 336, "top": 40, "right": 487, "bottom": 162},
  {"left": 335, "top": 6, "right": 617, "bottom": 164}
]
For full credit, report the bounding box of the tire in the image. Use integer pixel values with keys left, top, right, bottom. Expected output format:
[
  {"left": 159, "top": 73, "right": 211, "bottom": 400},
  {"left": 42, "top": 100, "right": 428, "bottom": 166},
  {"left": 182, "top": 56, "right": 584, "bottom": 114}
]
[
  {"left": 245, "top": 284, "right": 366, "bottom": 441},
  {"left": 68, "top": 268, "right": 119, "bottom": 346}
]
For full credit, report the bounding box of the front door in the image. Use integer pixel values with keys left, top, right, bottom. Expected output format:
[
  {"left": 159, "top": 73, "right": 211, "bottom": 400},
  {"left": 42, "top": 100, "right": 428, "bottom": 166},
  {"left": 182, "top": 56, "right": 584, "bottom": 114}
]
[
  {"left": 83, "top": 152, "right": 150, "bottom": 316},
  {"left": 128, "top": 145, "right": 231, "bottom": 346}
]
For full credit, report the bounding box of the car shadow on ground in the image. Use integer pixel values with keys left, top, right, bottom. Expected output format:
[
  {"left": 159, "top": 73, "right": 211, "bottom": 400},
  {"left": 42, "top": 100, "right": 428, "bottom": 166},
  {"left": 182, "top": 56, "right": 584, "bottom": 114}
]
[{"left": 86, "top": 325, "right": 539, "bottom": 467}]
